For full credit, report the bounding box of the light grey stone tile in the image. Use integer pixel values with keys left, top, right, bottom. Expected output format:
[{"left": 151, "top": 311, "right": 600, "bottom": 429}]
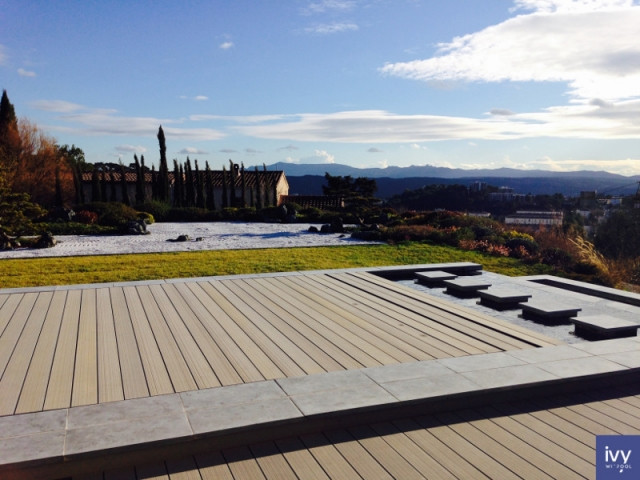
[
  {"left": 363, "top": 360, "right": 456, "bottom": 384},
  {"left": 537, "top": 356, "right": 626, "bottom": 378},
  {"left": 380, "top": 374, "right": 479, "bottom": 402},
  {"left": 602, "top": 351, "right": 640, "bottom": 369},
  {"left": 187, "top": 397, "right": 302, "bottom": 435},
  {"left": 461, "top": 364, "right": 558, "bottom": 390},
  {"left": 572, "top": 338, "right": 640, "bottom": 356},
  {"left": 0, "top": 430, "right": 65, "bottom": 465},
  {"left": 277, "top": 370, "right": 374, "bottom": 396},
  {"left": 0, "top": 409, "right": 67, "bottom": 439},
  {"left": 437, "top": 352, "right": 526, "bottom": 373},
  {"left": 181, "top": 381, "right": 286, "bottom": 411},
  {"left": 65, "top": 412, "right": 191, "bottom": 456},
  {"left": 290, "top": 382, "right": 396, "bottom": 416},
  {"left": 506, "top": 345, "right": 592, "bottom": 364},
  {"left": 67, "top": 394, "right": 182, "bottom": 429}
]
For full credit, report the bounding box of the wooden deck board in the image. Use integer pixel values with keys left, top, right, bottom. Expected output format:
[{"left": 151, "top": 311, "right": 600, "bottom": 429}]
[
  {"left": 302, "top": 273, "right": 492, "bottom": 357},
  {"left": 15, "top": 290, "right": 66, "bottom": 414},
  {"left": 350, "top": 272, "right": 561, "bottom": 347},
  {"left": 0, "top": 292, "right": 51, "bottom": 415},
  {"left": 72, "top": 289, "right": 98, "bottom": 407},
  {"left": 147, "top": 284, "right": 225, "bottom": 389},
  {"left": 96, "top": 288, "right": 124, "bottom": 404},
  {"left": 110, "top": 287, "right": 150, "bottom": 400},
  {"left": 0, "top": 293, "right": 36, "bottom": 379}
]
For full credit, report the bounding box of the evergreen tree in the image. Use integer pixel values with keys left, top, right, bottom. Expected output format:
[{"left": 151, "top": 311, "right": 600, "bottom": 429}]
[
  {"left": 134, "top": 154, "right": 145, "bottom": 204},
  {"left": 221, "top": 165, "right": 228, "bottom": 208},
  {"left": 255, "top": 166, "right": 263, "bottom": 210},
  {"left": 205, "top": 161, "right": 215, "bottom": 210},
  {"left": 151, "top": 164, "right": 158, "bottom": 200},
  {"left": 157, "top": 125, "right": 169, "bottom": 201},
  {"left": 172, "top": 160, "right": 181, "bottom": 207},
  {"left": 120, "top": 163, "right": 130, "bottom": 206},
  {"left": 240, "top": 162, "right": 247, "bottom": 208},
  {"left": 100, "top": 171, "right": 108, "bottom": 201},
  {"left": 185, "top": 157, "right": 195, "bottom": 207},
  {"left": 0, "top": 90, "right": 19, "bottom": 188},
  {"left": 178, "top": 163, "right": 185, "bottom": 207},
  {"left": 109, "top": 171, "right": 117, "bottom": 202},
  {"left": 195, "top": 160, "right": 205, "bottom": 208}
]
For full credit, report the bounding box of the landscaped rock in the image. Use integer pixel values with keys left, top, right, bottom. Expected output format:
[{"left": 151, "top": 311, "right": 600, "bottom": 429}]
[
  {"left": 35, "top": 232, "right": 57, "bottom": 249},
  {"left": 167, "top": 234, "right": 191, "bottom": 242},
  {"left": 126, "top": 219, "right": 149, "bottom": 235}
]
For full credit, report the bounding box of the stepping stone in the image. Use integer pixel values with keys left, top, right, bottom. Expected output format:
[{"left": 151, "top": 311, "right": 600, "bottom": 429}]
[
  {"left": 520, "top": 299, "right": 581, "bottom": 324},
  {"left": 415, "top": 270, "right": 457, "bottom": 287},
  {"left": 443, "top": 277, "right": 491, "bottom": 297},
  {"left": 571, "top": 315, "right": 639, "bottom": 340},
  {"left": 477, "top": 287, "right": 532, "bottom": 310}
]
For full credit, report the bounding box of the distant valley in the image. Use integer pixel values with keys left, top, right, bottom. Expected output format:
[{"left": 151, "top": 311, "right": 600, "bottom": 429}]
[{"left": 266, "top": 163, "right": 640, "bottom": 198}]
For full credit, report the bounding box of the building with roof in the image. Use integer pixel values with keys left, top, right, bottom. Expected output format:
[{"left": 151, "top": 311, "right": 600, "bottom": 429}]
[
  {"left": 505, "top": 210, "right": 564, "bottom": 227},
  {"left": 80, "top": 167, "right": 289, "bottom": 209},
  {"left": 1, "top": 263, "right": 639, "bottom": 478}
]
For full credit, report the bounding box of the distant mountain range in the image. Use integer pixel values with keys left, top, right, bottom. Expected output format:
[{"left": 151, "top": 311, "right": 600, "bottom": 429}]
[{"left": 264, "top": 163, "right": 640, "bottom": 198}]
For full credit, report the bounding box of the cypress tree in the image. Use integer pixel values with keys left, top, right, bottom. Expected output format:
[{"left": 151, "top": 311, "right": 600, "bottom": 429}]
[
  {"left": 240, "top": 162, "right": 247, "bottom": 208},
  {"left": 195, "top": 159, "right": 205, "bottom": 208},
  {"left": 120, "top": 163, "right": 130, "bottom": 206},
  {"left": 205, "top": 161, "right": 215, "bottom": 210},
  {"left": 109, "top": 171, "right": 117, "bottom": 202},
  {"left": 221, "top": 165, "right": 228, "bottom": 209},
  {"left": 172, "top": 160, "right": 181, "bottom": 207},
  {"left": 157, "top": 126, "right": 169, "bottom": 201},
  {"left": 255, "top": 166, "right": 263, "bottom": 210},
  {"left": 151, "top": 164, "right": 158, "bottom": 200},
  {"left": 178, "top": 163, "right": 186, "bottom": 207},
  {"left": 100, "top": 171, "right": 108, "bottom": 202},
  {"left": 134, "top": 154, "right": 144, "bottom": 204},
  {"left": 185, "top": 157, "right": 195, "bottom": 207}
]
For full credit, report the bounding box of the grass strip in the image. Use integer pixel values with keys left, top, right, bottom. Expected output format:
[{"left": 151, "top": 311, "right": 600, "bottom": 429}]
[{"left": 0, "top": 243, "right": 552, "bottom": 289}]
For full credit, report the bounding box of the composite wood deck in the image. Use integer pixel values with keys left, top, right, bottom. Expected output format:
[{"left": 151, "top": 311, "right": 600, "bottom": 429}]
[
  {"left": 79, "top": 384, "right": 640, "bottom": 480},
  {"left": 0, "top": 271, "right": 560, "bottom": 417}
]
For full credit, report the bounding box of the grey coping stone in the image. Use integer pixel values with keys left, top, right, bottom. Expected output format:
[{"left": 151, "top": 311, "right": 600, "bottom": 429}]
[
  {"left": 443, "top": 277, "right": 492, "bottom": 291},
  {"left": 571, "top": 338, "right": 640, "bottom": 355},
  {"left": 0, "top": 430, "right": 65, "bottom": 465},
  {"left": 65, "top": 411, "right": 192, "bottom": 456},
  {"left": 277, "top": 370, "right": 375, "bottom": 396},
  {"left": 0, "top": 409, "right": 67, "bottom": 439},
  {"left": 506, "top": 345, "right": 592, "bottom": 364},
  {"left": 536, "top": 356, "right": 627, "bottom": 378},
  {"left": 67, "top": 393, "right": 183, "bottom": 429},
  {"left": 478, "top": 287, "right": 532, "bottom": 303},
  {"left": 602, "top": 351, "right": 640, "bottom": 369},
  {"left": 363, "top": 360, "right": 456, "bottom": 384},
  {"left": 572, "top": 315, "right": 638, "bottom": 332},
  {"left": 181, "top": 381, "right": 287, "bottom": 411},
  {"left": 461, "top": 364, "right": 559, "bottom": 390},
  {"left": 379, "top": 373, "right": 479, "bottom": 402},
  {"left": 187, "top": 397, "right": 302, "bottom": 435},
  {"left": 520, "top": 299, "right": 581, "bottom": 317},
  {"left": 289, "top": 382, "right": 396, "bottom": 416},
  {"left": 415, "top": 271, "right": 457, "bottom": 286},
  {"left": 437, "top": 352, "right": 527, "bottom": 373}
]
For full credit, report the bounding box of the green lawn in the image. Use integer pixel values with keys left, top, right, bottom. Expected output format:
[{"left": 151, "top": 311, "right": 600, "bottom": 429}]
[{"left": 0, "top": 243, "right": 553, "bottom": 289}]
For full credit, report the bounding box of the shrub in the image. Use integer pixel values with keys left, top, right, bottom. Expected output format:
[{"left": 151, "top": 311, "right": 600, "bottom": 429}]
[
  {"left": 79, "top": 202, "right": 140, "bottom": 227},
  {"left": 136, "top": 201, "right": 170, "bottom": 222},
  {"left": 74, "top": 210, "right": 98, "bottom": 225},
  {"left": 137, "top": 212, "right": 155, "bottom": 225}
]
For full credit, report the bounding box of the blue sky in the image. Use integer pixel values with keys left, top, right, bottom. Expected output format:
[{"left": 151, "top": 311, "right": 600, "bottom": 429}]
[{"left": 2, "top": 0, "right": 640, "bottom": 175}]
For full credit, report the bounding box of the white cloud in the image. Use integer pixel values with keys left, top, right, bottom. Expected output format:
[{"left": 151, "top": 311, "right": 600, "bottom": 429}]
[
  {"left": 17, "top": 68, "right": 36, "bottom": 77},
  {"left": 302, "top": 0, "right": 356, "bottom": 15},
  {"left": 380, "top": 2, "right": 640, "bottom": 102},
  {"left": 278, "top": 144, "right": 299, "bottom": 151},
  {"left": 368, "top": 147, "right": 383, "bottom": 153},
  {"left": 195, "top": 95, "right": 208, "bottom": 101},
  {"left": 234, "top": 105, "right": 640, "bottom": 143},
  {"left": 304, "top": 22, "right": 358, "bottom": 34},
  {"left": 115, "top": 145, "right": 147, "bottom": 153},
  {"left": 314, "top": 149, "right": 335, "bottom": 163},
  {"left": 179, "top": 147, "right": 209, "bottom": 155},
  {"left": 32, "top": 99, "right": 226, "bottom": 141},
  {"left": 220, "top": 41, "right": 234, "bottom": 50}
]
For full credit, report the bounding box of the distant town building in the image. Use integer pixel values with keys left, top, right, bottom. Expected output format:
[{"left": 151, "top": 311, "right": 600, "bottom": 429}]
[
  {"left": 504, "top": 210, "right": 563, "bottom": 227},
  {"left": 489, "top": 186, "right": 526, "bottom": 202}
]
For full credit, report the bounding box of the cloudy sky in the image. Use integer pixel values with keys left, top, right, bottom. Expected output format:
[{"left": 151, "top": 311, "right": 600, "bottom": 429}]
[{"left": 2, "top": 0, "right": 640, "bottom": 175}]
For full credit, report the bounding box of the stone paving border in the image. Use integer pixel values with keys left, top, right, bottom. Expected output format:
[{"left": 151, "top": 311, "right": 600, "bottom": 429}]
[{"left": 2, "top": 336, "right": 639, "bottom": 479}]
